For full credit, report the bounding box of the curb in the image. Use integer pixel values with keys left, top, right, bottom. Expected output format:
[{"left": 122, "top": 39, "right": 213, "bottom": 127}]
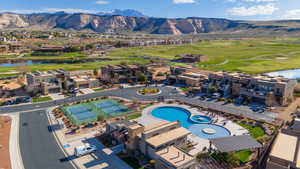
[
  {"left": 8, "top": 114, "right": 25, "bottom": 169},
  {"left": 45, "top": 109, "right": 80, "bottom": 169}
]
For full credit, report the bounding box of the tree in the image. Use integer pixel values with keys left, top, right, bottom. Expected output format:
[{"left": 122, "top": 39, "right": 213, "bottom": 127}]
[
  {"left": 157, "top": 72, "right": 164, "bottom": 76},
  {"left": 149, "top": 160, "right": 156, "bottom": 167},
  {"left": 137, "top": 72, "right": 147, "bottom": 83},
  {"left": 97, "top": 115, "right": 104, "bottom": 122},
  {"left": 85, "top": 44, "right": 94, "bottom": 50},
  {"left": 93, "top": 69, "right": 100, "bottom": 77},
  {"left": 208, "top": 86, "right": 218, "bottom": 93}
]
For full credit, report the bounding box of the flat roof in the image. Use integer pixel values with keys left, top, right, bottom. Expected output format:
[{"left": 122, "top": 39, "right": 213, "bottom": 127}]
[
  {"left": 144, "top": 121, "right": 176, "bottom": 134},
  {"left": 183, "top": 72, "right": 205, "bottom": 77},
  {"left": 210, "top": 135, "right": 262, "bottom": 153},
  {"left": 297, "top": 141, "right": 300, "bottom": 168},
  {"left": 156, "top": 146, "right": 194, "bottom": 167},
  {"left": 128, "top": 123, "right": 143, "bottom": 130},
  {"left": 146, "top": 127, "right": 191, "bottom": 148},
  {"left": 270, "top": 133, "right": 297, "bottom": 162}
]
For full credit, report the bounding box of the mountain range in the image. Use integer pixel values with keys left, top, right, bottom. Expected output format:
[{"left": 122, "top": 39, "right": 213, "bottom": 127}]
[{"left": 1, "top": 12, "right": 300, "bottom": 35}]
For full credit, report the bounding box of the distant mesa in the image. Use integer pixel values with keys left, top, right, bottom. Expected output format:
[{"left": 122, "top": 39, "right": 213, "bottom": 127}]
[{"left": 0, "top": 11, "right": 300, "bottom": 35}]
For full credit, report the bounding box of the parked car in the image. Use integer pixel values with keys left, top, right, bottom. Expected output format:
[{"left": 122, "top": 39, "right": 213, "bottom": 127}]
[
  {"left": 212, "top": 93, "right": 221, "bottom": 99},
  {"left": 74, "top": 144, "right": 97, "bottom": 157},
  {"left": 199, "top": 96, "right": 205, "bottom": 101}
]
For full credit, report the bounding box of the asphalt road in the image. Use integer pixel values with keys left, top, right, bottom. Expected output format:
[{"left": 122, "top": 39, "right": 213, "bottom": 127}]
[
  {"left": 0, "top": 86, "right": 276, "bottom": 122},
  {"left": 0, "top": 86, "right": 178, "bottom": 113},
  {"left": 19, "top": 110, "right": 75, "bottom": 169}
]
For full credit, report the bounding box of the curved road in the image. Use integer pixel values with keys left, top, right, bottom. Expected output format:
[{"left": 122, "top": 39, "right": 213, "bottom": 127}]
[
  {"left": 0, "top": 86, "right": 275, "bottom": 122},
  {"left": 0, "top": 86, "right": 179, "bottom": 114}
]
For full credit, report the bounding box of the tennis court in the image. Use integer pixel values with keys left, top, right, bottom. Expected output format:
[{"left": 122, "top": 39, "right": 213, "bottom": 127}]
[
  {"left": 63, "top": 105, "right": 97, "bottom": 126},
  {"left": 62, "top": 99, "right": 131, "bottom": 126},
  {"left": 92, "top": 99, "right": 131, "bottom": 116}
]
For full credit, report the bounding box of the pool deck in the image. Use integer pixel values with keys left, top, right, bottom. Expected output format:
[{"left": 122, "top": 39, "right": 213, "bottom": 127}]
[{"left": 136, "top": 104, "right": 249, "bottom": 156}]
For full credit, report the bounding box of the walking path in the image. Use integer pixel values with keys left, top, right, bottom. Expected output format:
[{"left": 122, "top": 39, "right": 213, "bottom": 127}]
[{"left": 9, "top": 113, "right": 24, "bottom": 169}]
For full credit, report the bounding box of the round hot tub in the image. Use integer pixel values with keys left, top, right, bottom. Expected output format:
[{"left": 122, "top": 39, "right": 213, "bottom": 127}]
[
  {"left": 202, "top": 128, "right": 217, "bottom": 135},
  {"left": 191, "top": 115, "right": 212, "bottom": 124}
]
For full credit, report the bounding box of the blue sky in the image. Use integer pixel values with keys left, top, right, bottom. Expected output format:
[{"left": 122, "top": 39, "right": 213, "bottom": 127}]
[{"left": 1, "top": 0, "right": 300, "bottom": 20}]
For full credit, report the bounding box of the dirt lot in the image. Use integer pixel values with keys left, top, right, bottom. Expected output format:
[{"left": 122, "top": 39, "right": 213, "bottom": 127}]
[{"left": 0, "top": 116, "right": 11, "bottom": 169}]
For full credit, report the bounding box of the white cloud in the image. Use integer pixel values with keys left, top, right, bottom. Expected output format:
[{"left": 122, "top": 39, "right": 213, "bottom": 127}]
[
  {"left": 284, "top": 9, "right": 300, "bottom": 19},
  {"left": 173, "top": 0, "right": 196, "bottom": 4},
  {"left": 228, "top": 4, "right": 279, "bottom": 16},
  {"left": 95, "top": 0, "right": 110, "bottom": 5},
  {"left": 0, "top": 8, "right": 98, "bottom": 14}
]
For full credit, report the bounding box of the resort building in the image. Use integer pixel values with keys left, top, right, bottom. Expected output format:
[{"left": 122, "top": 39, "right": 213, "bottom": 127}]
[
  {"left": 146, "top": 64, "right": 171, "bottom": 82},
  {"left": 203, "top": 71, "right": 297, "bottom": 106},
  {"left": 8, "top": 43, "right": 28, "bottom": 53},
  {"left": 0, "top": 44, "right": 9, "bottom": 53},
  {"left": 266, "top": 118, "right": 300, "bottom": 169},
  {"left": 26, "top": 69, "right": 68, "bottom": 95},
  {"left": 106, "top": 120, "right": 196, "bottom": 169},
  {"left": 101, "top": 65, "right": 147, "bottom": 84},
  {"left": 0, "top": 79, "right": 24, "bottom": 97},
  {"left": 168, "top": 66, "right": 209, "bottom": 87},
  {"left": 34, "top": 45, "right": 66, "bottom": 53},
  {"left": 26, "top": 69, "right": 101, "bottom": 95},
  {"left": 66, "top": 70, "right": 101, "bottom": 89}
]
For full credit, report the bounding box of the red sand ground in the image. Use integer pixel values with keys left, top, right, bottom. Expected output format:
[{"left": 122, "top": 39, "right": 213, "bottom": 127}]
[{"left": 0, "top": 116, "right": 11, "bottom": 169}]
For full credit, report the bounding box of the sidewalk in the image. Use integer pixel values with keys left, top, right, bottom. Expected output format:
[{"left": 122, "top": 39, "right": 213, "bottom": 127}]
[
  {"left": 9, "top": 113, "right": 25, "bottom": 169},
  {"left": 47, "top": 109, "right": 132, "bottom": 169}
]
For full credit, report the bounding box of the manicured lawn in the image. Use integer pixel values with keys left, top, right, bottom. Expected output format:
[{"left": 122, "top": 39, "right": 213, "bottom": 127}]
[
  {"left": 109, "top": 38, "right": 300, "bottom": 74},
  {"left": 0, "top": 57, "right": 149, "bottom": 75},
  {"left": 126, "top": 113, "right": 142, "bottom": 120},
  {"left": 0, "top": 73, "right": 20, "bottom": 78},
  {"left": 32, "top": 96, "right": 52, "bottom": 103},
  {"left": 180, "top": 87, "right": 190, "bottom": 91},
  {"left": 211, "top": 150, "right": 253, "bottom": 165},
  {"left": 238, "top": 123, "right": 265, "bottom": 139},
  {"left": 93, "top": 88, "right": 104, "bottom": 91},
  {"left": 234, "top": 149, "right": 252, "bottom": 163},
  {"left": 138, "top": 88, "right": 159, "bottom": 95},
  {"left": 25, "top": 52, "right": 87, "bottom": 59},
  {"left": 121, "top": 157, "right": 144, "bottom": 169}
]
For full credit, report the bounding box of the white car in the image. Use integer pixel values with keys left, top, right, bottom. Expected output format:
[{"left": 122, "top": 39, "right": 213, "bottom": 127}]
[{"left": 74, "top": 144, "right": 97, "bottom": 157}]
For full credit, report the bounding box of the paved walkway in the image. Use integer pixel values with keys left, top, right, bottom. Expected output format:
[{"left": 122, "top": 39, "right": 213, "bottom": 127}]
[
  {"left": 48, "top": 110, "right": 132, "bottom": 169},
  {"left": 8, "top": 114, "right": 24, "bottom": 169}
]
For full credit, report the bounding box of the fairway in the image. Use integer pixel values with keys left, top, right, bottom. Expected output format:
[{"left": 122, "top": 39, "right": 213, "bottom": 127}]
[
  {"left": 2, "top": 38, "right": 300, "bottom": 75},
  {"left": 109, "top": 38, "right": 300, "bottom": 74}
]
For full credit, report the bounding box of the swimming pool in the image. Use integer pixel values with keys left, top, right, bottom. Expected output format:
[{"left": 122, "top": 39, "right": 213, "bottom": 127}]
[
  {"left": 191, "top": 115, "right": 212, "bottom": 124},
  {"left": 151, "top": 106, "right": 230, "bottom": 139}
]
